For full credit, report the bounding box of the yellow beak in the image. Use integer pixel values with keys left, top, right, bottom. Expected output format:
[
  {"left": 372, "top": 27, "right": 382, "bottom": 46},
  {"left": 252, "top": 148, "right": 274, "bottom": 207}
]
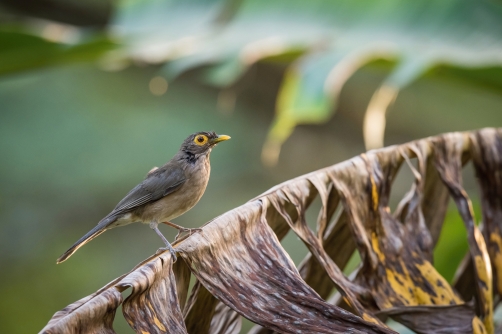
[{"left": 212, "top": 134, "right": 231, "bottom": 143}]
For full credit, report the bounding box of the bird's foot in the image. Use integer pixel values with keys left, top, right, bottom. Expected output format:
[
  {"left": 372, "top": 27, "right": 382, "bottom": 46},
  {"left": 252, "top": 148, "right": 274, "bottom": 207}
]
[
  {"left": 175, "top": 227, "right": 203, "bottom": 239},
  {"left": 161, "top": 221, "right": 203, "bottom": 238},
  {"left": 158, "top": 245, "right": 177, "bottom": 262},
  {"left": 151, "top": 224, "right": 178, "bottom": 262},
  {"left": 180, "top": 227, "right": 203, "bottom": 235}
]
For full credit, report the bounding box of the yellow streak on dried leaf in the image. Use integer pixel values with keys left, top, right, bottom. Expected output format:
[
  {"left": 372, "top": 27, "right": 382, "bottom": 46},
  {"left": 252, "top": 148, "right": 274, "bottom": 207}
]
[
  {"left": 472, "top": 316, "right": 487, "bottom": 334},
  {"left": 371, "top": 233, "right": 386, "bottom": 262},
  {"left": 153, "top": 316, "right": 166, "bottom": 332},
  {"left": 489, "top": 232, "right": 502, "bottom": 294}
]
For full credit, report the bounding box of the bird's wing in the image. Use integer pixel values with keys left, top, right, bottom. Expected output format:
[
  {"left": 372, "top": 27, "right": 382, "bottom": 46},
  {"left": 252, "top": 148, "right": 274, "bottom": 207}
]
[
  {"left": 56, "top": 165, "right": 186, "bottom": 264},
  {"left": 111, "top": 164, "right": 187, "bottom": 216}
]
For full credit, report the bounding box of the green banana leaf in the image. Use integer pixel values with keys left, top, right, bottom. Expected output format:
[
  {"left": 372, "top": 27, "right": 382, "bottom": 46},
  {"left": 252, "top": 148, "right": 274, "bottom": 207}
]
[{"left": 111, "top": 0, "right": 502, "bottom": 163}]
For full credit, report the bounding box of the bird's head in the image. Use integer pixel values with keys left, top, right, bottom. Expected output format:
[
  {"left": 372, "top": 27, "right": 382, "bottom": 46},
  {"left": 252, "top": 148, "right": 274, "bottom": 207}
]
[{"left": 180, "top": 131, "right": 231, "bottom": 155}]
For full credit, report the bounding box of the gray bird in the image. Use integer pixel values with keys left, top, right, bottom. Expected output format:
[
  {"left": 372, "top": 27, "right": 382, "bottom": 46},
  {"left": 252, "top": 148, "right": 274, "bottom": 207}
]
[{"left": 57, "top": 131, "right": 230, "bottom": 263}]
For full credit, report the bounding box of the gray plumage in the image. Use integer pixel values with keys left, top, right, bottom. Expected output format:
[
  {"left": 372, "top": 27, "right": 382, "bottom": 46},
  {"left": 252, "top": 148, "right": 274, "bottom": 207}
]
[{"left": 57, "top": 131, "right": 230, "bottom": 263}]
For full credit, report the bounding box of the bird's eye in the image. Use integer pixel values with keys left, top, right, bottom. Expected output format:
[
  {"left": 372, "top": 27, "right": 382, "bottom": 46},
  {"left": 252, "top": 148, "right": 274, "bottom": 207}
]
[{"left": 194, "top": 135, "right": 208, "bottom": 146}]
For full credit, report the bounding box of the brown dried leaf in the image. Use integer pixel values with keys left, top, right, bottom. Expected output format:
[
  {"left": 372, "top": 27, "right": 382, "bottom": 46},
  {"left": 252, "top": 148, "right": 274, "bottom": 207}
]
[
  {"left": 298, "top": 210, "right": 354, "bottom": 300},
  {"left": 209, "top": 302, "right": 242, "bottom": 334},
  {"left": 379, "top": 304, "right": 486, "bottom": 334},
  {"left": 470, "top": 129, "right": 502, "bottom": 297},
  {"left": 183, "top": 280, "right": 219, "bottom": 333},
  {"left": 266, "top": 179, "right": 380, "bottom": 324},
  {"left": 328, "top": 143, "right": 477, "bottom": 333},
  {"left": 394, "top": 145, "right": 433, "bottom": 261},
  {"left": 172, "top": 257, "right": 191, "bottom": 313},
  {"left": 119, "top": 253, "right": 187, "bottom": 334},
  {"left": 433, "top": 133, "right": 494, "bottom": 332},
  {"left": 419, "top": 141, "right": 451, "bottom": 247},
  {"left": 177, "top": 201, "right": 393, "bottom": 333},
  {"left": 40, "top": 289, "right": 122, "bottom": 334},
  {"left": 41, "top": 252, "right": 186, "bottom": 334},
  {"left": 41, "top": 128, "right": 502, "bottom": 334}
]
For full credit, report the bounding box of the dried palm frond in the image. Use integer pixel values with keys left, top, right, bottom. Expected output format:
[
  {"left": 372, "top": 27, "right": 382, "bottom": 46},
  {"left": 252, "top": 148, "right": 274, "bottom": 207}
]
[{"left": 41, "top": 128, "right": 502, "bottom": 334}]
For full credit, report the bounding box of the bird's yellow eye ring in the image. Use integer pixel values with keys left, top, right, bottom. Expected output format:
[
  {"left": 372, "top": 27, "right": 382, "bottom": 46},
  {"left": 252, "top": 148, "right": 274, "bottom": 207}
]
[{"left": 194, "top": 135, "right": 208, "bottom": 146}]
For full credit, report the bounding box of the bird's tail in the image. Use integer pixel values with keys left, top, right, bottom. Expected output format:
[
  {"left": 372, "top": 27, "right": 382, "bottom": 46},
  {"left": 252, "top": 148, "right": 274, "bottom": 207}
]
[{"left": 56, "top": 217, "right": 114, "bottom": 264}]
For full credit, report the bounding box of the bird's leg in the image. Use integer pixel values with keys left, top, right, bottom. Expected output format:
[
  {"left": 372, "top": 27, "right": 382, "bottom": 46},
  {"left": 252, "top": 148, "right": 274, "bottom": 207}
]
[
  {"left": 150, "top": 222, "right": 177, "bottom": 262},
  {"left": 161, "top": 221, "right": 203, "bottom": 238}
]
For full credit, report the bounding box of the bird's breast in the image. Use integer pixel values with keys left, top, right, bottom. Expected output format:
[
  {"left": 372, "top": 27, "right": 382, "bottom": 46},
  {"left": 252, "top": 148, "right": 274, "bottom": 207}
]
[{"left": 140, "top": 157, "right": 210, "bottom": 223}]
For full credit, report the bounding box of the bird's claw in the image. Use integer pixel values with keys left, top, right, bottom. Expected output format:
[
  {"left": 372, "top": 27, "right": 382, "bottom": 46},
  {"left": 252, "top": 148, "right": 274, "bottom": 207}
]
[
  {"left": 158, "top": 246, "right": 177, "bottom": 262},
  {"left": 183, "top": 227, "right": 203, "bottom": 235},
  {"left": 176, "top": 227, "right": 203, "bottom": 239}
]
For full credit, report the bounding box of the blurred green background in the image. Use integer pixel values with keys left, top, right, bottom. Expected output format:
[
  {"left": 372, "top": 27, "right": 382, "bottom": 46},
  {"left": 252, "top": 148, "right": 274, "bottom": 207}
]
[{"left": 0, "top": 0, "right": 501, "bottom": 333}]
